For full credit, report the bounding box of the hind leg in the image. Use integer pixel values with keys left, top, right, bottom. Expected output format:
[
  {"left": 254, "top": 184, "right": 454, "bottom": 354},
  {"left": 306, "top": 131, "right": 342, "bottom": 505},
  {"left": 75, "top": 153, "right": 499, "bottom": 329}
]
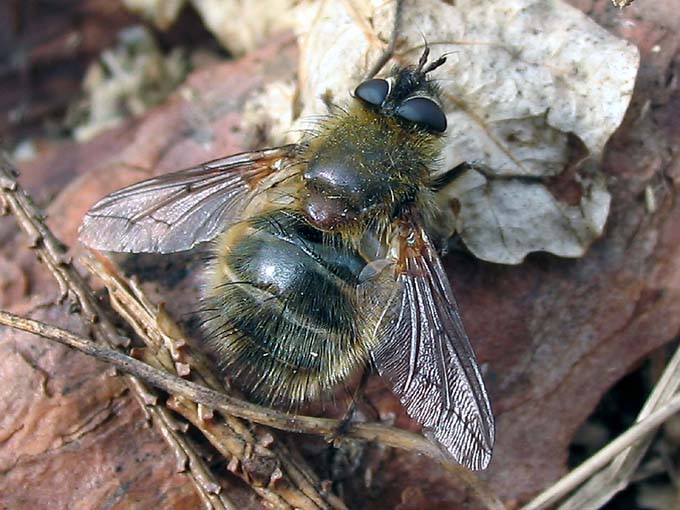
[{"left": 328, "top": 367, "right": 379, "bottom": 445}]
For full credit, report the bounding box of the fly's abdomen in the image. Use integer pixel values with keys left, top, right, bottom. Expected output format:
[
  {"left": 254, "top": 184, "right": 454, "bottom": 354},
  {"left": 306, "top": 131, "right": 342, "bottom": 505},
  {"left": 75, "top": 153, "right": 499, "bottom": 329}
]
[{"left": 202, "top": 209, "right": 368, "bottom": 406}]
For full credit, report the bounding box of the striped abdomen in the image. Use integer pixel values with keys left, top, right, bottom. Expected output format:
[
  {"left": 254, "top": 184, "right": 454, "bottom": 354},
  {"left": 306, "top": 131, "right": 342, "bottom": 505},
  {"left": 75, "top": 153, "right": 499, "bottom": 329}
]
[{"left": 202, "top": 209, "right": 368, "bottom": 406}]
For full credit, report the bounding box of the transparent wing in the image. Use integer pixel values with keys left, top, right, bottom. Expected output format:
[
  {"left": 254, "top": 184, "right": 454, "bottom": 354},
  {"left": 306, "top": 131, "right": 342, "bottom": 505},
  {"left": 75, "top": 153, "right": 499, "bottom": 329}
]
[
  {"left": 79, "top": 145, "right": 301, "bottom": 253},
  {"left": 361, "top": 220, "right": 495, "bottom": 470}
]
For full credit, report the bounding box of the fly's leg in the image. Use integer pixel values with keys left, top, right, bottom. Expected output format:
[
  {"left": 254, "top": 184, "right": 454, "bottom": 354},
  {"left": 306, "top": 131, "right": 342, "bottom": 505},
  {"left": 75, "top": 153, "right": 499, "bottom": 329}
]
[
  {"left": 322, "top": 369, "right": 390, "bottom": 496},
  {"left": 328, "top": 367, "right": 377, "bottom": 444},
  {"left": 430, "top": 161, "right": 478, "bottom": 192}
]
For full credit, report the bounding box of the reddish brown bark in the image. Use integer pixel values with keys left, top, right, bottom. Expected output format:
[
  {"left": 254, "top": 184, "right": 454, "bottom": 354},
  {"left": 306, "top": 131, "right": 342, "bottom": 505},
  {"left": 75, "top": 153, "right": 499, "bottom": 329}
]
[{"left": 1, "top": 1, "right": 679, "bottom": 508}]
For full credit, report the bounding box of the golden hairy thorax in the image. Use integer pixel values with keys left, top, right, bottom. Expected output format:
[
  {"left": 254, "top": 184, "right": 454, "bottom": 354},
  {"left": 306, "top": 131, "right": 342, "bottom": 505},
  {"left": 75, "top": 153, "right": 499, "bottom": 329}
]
[{"left": 299, "top": 100, "right": 444, "bottom": 238}]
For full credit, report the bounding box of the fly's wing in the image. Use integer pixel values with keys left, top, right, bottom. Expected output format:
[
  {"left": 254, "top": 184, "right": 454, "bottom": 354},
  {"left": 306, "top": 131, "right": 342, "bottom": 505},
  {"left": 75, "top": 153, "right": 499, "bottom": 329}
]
[
  {"left": 79, "top": 145, "right": 301, "bottom": 253},
  {"left": 360, "top": 219, "right": 495, "bottom": 470}
]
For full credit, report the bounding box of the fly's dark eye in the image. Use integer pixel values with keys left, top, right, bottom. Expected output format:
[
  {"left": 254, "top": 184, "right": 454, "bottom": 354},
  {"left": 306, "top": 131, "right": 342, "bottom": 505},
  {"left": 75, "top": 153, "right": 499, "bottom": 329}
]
[
  {"left": 395, "top": 97, "right": 447, "bottom": 133},
  {"left": 354, "top": 78, "right": 389, "bottom": 106}
]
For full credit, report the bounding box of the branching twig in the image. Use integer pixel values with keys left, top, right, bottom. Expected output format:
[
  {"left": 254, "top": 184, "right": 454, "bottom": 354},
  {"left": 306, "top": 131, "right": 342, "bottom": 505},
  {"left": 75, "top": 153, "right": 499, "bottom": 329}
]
[
  {"left": 0, "top": 152, "right": 235, "bottom": 510},
  {"left": 0, "top": 309, "right": 507, "bottom": 510}
]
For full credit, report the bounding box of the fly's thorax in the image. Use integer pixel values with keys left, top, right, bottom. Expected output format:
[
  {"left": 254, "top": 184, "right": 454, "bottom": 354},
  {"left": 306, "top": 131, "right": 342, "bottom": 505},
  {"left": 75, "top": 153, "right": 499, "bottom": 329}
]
[
  {"left": 201, "top": 209, "right": 372, "bottom": 406},
  {"left": 300, "top": 101, "right": 443, "bottom": 233}
]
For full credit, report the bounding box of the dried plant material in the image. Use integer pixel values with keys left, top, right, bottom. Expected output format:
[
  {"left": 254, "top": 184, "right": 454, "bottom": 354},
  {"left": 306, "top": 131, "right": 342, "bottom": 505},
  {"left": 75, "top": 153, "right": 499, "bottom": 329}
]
[
  {"left": 450, "top": 170, "right": 610, "bottom": 263},
  {"left": 520, "top": 392, "right": 680, "bottom": 510},
  {"left": 190, "top": 0, "right": 295, "bottom": 55},
  {"left": 0, "top": 152, "right": 234, "bottom": 510},
  {"left": 122, "top": 0, "right": 187, "bottom": 29},
  {"left": 242, "top": 81, "right": 298, "bottom": 147},
  {"left": 288, "top": 0, "right": 639, "bottom": 264},
  {"left": 5, "top": 5, "right": 677, "bottom": 504},
  {"left": 72, "top": 26, "right": 188, "bottom": 141},
  {"left": 611, "top": 0, "right": 635, "bottom": 7},
  {"left": 83, "top": 256, "right": 350, "bottom": 510},
  {"left": 0, "top": 309, "right": 505, "bottom": 510},
  {"left": 123, "top": 0, "right": 295, "bottom": 55},
  {"left": 552, "top": 340, "right": 680, "bottom": 510},
  {"left": 0, "top": 149, "right": 347, "bottom": 510}
]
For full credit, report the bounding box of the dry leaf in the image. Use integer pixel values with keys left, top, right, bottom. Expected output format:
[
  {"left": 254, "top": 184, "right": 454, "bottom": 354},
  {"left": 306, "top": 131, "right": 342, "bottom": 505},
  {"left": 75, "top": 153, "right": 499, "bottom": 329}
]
[
  {"left": 289, "top": 0, "right": 639, "bottom": 263},
  {"left": 123, "top": 0, "right": 295, "bottom": 55},
  {"left": 190, "top": 0, "right": 294, "bottom": 55},
  {"left": 450, "top": 170, "right": 611, "bottom": 263},
  {"left": 102, "top": 0, "right": 644, "bottom": 263}
]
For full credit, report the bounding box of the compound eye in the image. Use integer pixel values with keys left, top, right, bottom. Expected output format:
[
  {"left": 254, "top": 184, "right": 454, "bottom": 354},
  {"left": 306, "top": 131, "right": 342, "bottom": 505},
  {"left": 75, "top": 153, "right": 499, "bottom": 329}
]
[
  {"left": 354, "top": 78, "right": 389, "bottom": 106},
  {"left": 395, "top": 97, "right": 447, "bottom": 133}
]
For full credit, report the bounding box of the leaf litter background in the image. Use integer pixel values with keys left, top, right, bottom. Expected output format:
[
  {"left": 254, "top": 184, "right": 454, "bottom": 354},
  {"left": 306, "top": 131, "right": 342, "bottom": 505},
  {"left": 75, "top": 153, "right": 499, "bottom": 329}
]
[
  {"left": 1, "top": 0, "right": 680, "bottom": 509},
  {"left": 291, "top": 0, "right": 636, "bottom": 264}
]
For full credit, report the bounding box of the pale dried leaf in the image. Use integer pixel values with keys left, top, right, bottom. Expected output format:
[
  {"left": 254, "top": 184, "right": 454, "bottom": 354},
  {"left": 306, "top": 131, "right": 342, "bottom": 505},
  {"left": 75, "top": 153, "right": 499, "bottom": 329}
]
[
  {"left": 452, "top": 170, "right": 611, "bottom": 263},
  {"left": 190, "top": 0, "right": 295, "bottom": 55},
  {"left": 290, "top": 0, "right": 638, "bottom": 264}
]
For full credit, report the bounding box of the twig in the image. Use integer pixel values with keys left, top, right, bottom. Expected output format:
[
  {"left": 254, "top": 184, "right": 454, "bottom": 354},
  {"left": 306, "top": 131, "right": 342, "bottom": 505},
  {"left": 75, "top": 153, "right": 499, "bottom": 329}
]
[
  {"left": 520, "top": 392, "right": 680, "bottom": 510},
  {"left": 0, "top": 151, "right": 235, "bottom": 510},
  {"left": 0, "top": 309, "right": 446, "bottom": 456},
  {"left": 1, "top": 150, "right": 345, "bottom": 510},
  {"left": 0, "top": 309, "right": 507, "bottom": 510},
  {"left": 364, "top": 0, "right": 404, "bottom": 79},
  {"left": 556, "top": 339, "right": 680, "bottom": 509}
]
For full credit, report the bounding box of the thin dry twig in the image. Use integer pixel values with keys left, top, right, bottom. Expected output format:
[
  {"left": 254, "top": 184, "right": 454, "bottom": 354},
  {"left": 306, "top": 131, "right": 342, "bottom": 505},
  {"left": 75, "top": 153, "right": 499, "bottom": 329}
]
[
  {"left": 520, "top": 391, "right": 680, "bottom": 510},
  {"left": 0, "top": 152, "right": 236, "bottom": 510},
  {"left": 82, "top": 253, "right": 348, "bottom": 510},
  {"left": 0, "top": 309, "right": 507, "bottom": 510},
  {"left": 556, "top": 340, "right": 680, "bottom": 510}
]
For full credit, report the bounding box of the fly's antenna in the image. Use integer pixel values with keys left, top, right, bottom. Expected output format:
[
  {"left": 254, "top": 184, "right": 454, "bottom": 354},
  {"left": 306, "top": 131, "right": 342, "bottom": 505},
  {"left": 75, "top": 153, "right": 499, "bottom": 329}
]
[
  {"left": 416, "top": 45, "right": 431, "bottom": 74},
  {"left": 423, "top": 55, "right": 447, "bottom": 75},
  {"left": 415, "top": 41, "right": 447, "bottom": 76}
]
